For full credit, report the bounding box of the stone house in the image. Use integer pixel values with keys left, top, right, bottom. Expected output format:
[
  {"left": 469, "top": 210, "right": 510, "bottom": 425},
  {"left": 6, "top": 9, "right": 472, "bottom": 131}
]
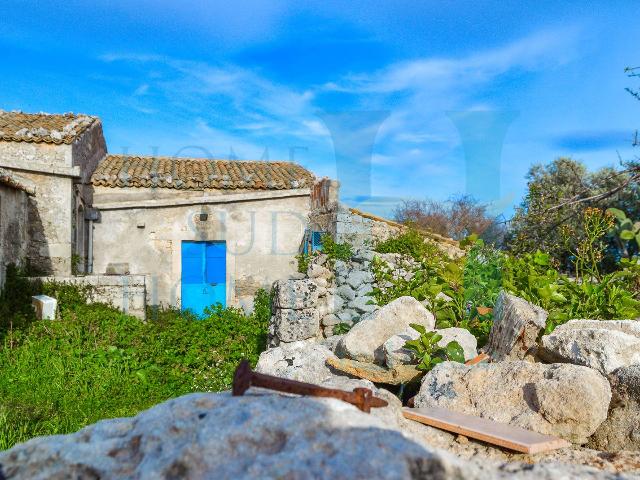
[
  {"left": 0, "top": 111, "right": 107, "bottom": 275},
  {"left": 90, "top": 154, "right": 314, "bottom": 312},
  {"left": 0, "top": 167, "right": 35, "bottom": 287},
  {"left": 0, "top": 110, "right": 316, "bottom": 316}
]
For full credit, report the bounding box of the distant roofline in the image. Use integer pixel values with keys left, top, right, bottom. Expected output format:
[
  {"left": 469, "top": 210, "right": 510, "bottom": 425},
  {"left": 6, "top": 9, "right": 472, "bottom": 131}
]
[{"left": 0, "top": 110, "right": 100, "bottom": 145}]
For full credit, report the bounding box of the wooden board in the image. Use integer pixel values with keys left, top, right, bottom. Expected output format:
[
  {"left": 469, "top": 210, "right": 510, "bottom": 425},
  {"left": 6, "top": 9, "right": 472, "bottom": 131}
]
[{"left": 403, "top": 407, "right": 571, "bottom": 454}]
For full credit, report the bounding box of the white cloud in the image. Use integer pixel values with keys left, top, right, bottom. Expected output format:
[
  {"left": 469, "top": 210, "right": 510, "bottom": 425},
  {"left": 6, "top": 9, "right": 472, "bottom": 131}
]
[{"left": 326, "top": 27, "right": 579, "bottom": 95}]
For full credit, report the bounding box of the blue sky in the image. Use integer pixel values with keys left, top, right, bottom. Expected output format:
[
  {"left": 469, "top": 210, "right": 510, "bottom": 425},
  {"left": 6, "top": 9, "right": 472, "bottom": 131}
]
[{"left": 1, "top": 1, "right": 639, "bottom": 218}]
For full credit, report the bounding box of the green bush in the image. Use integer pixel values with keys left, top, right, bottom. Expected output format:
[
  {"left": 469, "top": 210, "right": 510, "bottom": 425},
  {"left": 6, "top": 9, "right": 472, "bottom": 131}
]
[
  {"left": 375, "top": 229, "right": 442, "bottom": 262},
  {"left": 0, "top": 274, "right": 270, "bottom": 450},
  {"left": 320, "top": 234, "right": 353, "bottom": 262}
]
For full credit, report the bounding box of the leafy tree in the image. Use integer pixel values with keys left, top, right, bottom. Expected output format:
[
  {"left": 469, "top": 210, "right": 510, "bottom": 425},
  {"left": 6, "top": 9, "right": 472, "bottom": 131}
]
[{"left": 506, "top": 158, "right": 640, "bottom": 270}]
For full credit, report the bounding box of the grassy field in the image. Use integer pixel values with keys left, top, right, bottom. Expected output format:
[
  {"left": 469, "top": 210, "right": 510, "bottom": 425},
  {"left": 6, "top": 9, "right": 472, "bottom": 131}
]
[{"left": 0, "top": 268, "right": 270, "bottom": 450}]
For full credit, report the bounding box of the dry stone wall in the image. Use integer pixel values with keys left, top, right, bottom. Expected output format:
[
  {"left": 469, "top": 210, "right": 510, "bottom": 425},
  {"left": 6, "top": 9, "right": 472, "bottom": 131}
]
[{"left": 31, "top": 275, "right": 146, "bottom": 319}]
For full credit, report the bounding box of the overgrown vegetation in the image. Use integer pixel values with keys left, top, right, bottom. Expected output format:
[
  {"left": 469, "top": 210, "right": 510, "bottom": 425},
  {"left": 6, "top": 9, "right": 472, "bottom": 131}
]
[
  {"left": 297, "top": 233, "right": 353, "bottom": 273},
  {"left": 372, "top": 208, "right": 640, "bottom": 346},
  {"left": 0, "top": 272, "right": 270, "bottom": 450}
]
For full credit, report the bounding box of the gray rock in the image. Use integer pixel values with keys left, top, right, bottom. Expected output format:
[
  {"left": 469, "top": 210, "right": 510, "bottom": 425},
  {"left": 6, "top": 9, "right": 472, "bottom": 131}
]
[
  {"left": 272, "top": 308, "right": 320, "bottom": 343},
  {"left": 349, "top": 295, "right": 378, "bottom": 314},
  {"left": 321, "top": 313, "right": 342, "bottom": 327},
  {"left": 333, "top": 259, "right": 349, "bottom": 278},
  {"left": 0, "top": 392, "right": 632, "bottom": 480},
  {"left": 336, "top": 284, "right": 356, "bottom": 301},
  {"left": 320, "top": 334, "right": 345, "bottom": 353},
  {"left": 336, "top": 309, "right": 356, "bottom": 324},
  {"left": 356, "top": 283, "right": 374, "bottom": 297},
  {"left": 415, "top": 361, "right": 611, "bottom": 444},
  {"left": 307, "top": 263, "right": 332, "bottom": 280},
  {"left": 384, "top": 327, "right": 478, "bottom": 368},
  {"left": 319, "top": 294, "right": 344, "bottom": 316},
  {"left": 353, "top": 249, "right": 375, "bottom": 263},
  {"left": 589, "top": 364, "right": 640, "bottom": 452},
  {"left": 256, "top": 340, "right": 338, "bottom": 384},
  {"left": 485, "top": 291, "right": 548, "bottom": 361},
  {"left": 313, "top": 277, "right": 329, "bottom": 289},
  {"left": 272, "top": 279, "right": 319, "bottom": 310},
  {"left": 337, "top": 296, "right": 436, "bottom": 364},
  {"left": 539, "top": 320, "right": 640, "bottom": 375},
  {"left": 0, "top": 392, "right": 472, "bottom": 480},
  {"left": 345, "top": 269, "right": 374, "bottom": 289}
]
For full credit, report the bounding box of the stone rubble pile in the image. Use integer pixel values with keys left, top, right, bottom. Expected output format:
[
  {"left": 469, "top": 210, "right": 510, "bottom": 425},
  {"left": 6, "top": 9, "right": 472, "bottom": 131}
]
[
  {"left": 268, "top": 247, "right": 425, "bottom": 346},
  {"left": 262, "top": 245, "right": 640, "bottom": 476}
]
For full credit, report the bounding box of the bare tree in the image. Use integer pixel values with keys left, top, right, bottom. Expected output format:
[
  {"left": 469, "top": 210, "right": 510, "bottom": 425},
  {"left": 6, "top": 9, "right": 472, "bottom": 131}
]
[{"left": 393, "top": 195, "right": 503, "bottom": 243}]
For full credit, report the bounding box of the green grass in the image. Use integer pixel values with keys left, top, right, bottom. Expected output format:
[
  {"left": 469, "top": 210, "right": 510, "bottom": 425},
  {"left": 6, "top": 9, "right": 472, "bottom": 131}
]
[{"left": 0, "top": 271, "right": 270, "bottom": 450}]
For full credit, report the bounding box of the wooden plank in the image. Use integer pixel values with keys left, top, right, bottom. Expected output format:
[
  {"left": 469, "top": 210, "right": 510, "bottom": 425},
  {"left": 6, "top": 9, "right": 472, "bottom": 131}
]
[
  {"left": 464, "top": 353, "right": 490, "bottom": 366},
  {"left": 403, "top": 407, "right": 571, "bottom": 454}
]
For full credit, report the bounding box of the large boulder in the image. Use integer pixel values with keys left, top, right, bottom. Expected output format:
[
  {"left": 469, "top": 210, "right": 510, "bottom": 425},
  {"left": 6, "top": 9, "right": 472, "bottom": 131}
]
[
  {"left": 0, "top": 392, "right": 629, "bottom": 479},
  {"left": 256, "top": 341, "right": 338, "bottom": 384},
  {"left": 485, "top": 291, "right": 548, "bottom": 361},
  {"left": 337, "top": 296, "right": 436, "bottom": 364},
  {"left": 414, "top": 361, "right": 611, "bottom": 444},
  {"left": 0, "top": 392, "right": 460, "bottom": 480},
  {"left": 272, "top": 279, "right": 319, "bottom": 310},
  {"left": 383, "top": 327, "right": 478, "bottom": 368},
  {"left": 538, "top": 320, "right": 640, "bottom": 375},
  {"left": 589, "top": 364, "right": 640, "bottom": 452},
  {"left": 272, "top": 308, "right": 320, "bottom": 343}
]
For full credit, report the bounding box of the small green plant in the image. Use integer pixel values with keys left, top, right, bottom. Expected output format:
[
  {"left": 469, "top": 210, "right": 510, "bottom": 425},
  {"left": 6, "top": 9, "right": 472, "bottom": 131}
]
[
  {"left": 403, "top": 323, "right": 465, "bottom": 372},
  {"left": 332, "top": 322, "right": 351, "bottom": 335},
  {"left": 320, "top": 234, "right": 353, "bottom": 262},
  {"left": 462, "top": 237, "right": 504, "bottom": 309},
  {"left": 607, "top": 207, "right": 640, "bottom": 258},
  {"left": 71, "top": 253, "right": 83, "bottom": 275},
  {"left": 296, "top": 253, "right": 311, "bottom": 274},
  {"left": 560, "top": 207, "right": 615, "bottom": 281}
]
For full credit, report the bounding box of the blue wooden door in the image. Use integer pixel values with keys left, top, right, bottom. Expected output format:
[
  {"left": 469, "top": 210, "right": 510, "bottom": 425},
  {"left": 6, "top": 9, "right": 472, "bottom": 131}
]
[{"left": 181, "top": 241, "right": 226, "bottom": 316}]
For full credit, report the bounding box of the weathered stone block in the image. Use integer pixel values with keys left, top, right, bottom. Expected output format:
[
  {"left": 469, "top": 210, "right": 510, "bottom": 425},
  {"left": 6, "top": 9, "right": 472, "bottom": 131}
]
[
  {"left": 272, "top": 279, "right": 319, "bottom": 310},
  {"left": 485, "top": 291, "right": 547, "bottom": 361},
  {"left": 415, "top": 361, "right": 611, "bottom": 444},
  {"left": 337, "top": 296, "right": 435, "bottom": 364},
  {"left": 538, "top": 320, "right": 640, "bottom": 375},
  {"left": 272, "top": 308, "right": 320, "bottom": 343},
  {"left": 589, "top": 364, "right": 640, "bottom": 452}
]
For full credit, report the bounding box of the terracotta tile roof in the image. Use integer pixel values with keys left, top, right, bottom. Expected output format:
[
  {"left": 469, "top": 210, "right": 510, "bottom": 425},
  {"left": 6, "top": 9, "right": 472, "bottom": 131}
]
[
  {"left": 0, "top": 167, "right": 36, "bottom": 195},
  {"left": 91, "top": 155, "right": 315, "bottom": 191},
  {"left": 0, "top": 110, "right": 99, "bottom": 145}
]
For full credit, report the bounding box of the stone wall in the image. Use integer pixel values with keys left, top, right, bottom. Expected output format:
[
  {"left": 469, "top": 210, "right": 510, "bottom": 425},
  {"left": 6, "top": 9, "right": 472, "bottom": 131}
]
[
  {"left": 91, "top": 186, "right": 311, "bottom": 312},
  {"left": 0, "top": 123, "right": 107, "bottom": 275},
  {"left": 0, "top": 183, "right": 30, "bottom": 287},
  {"left": 31, "top": 275, "right": 147, "bottom": 319},
  {"left": 334, "top": 206, "right": 403, "bottom": 248}
]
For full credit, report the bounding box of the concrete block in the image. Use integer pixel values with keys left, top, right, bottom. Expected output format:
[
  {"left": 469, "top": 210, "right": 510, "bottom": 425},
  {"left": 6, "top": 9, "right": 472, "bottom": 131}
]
[{"left": 32, "top": 295, "right": 57, "bottom": 320}]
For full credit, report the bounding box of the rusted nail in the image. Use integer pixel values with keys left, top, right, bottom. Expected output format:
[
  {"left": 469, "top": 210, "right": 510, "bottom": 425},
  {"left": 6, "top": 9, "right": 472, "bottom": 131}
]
[{"left": 232, "top": 360, "right": 388, "bottom": 413}]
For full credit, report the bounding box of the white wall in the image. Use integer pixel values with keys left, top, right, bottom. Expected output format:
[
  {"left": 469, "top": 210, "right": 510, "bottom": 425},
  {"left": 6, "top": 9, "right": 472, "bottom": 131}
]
[{"left": 91, "top": 186, "right": 311, "bottom": 311}]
